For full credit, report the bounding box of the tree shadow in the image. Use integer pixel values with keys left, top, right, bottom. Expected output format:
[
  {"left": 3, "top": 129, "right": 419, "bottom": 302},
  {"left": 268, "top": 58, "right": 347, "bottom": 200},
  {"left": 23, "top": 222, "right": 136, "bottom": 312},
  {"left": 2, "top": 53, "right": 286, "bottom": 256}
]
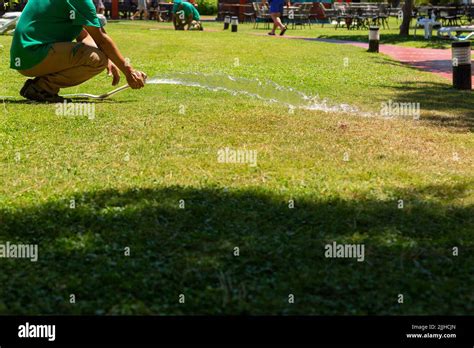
[
  {"left": 376, "top": 79, "right": 474, "bottom": 132},
  {"left": 408, "top": 59, "right": 451, "bottom": 75},
  {"left": 0, "top": 184, "right": 472, "bottom": 315},
  {"left": 316, "top": 33, "right": 451, "bottom": 49}
]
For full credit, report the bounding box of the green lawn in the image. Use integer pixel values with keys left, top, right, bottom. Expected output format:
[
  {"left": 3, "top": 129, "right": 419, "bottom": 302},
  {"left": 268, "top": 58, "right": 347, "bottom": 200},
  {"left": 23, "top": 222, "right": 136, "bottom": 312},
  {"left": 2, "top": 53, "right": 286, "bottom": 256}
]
[
  {"left": 0, "top": 21, "right": 473, "bottom": 315},
  {"left": 203, "top": 16, "right": 458, "bottom": 49}
]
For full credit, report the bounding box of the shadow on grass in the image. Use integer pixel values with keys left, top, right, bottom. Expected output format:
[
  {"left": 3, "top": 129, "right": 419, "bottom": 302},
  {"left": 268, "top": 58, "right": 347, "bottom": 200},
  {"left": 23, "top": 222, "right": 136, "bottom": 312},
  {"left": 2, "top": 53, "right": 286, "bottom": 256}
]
[
  {"left": 378, "top": 80, "right": 474, "bottom": 132},
  {"left": 361, "top": 54, "right": 474, "bottom": 131},
  {"left": 0, "top": 184, "right": 472, "bottom": 315},
  {"left": 316, "top": 33, "right": 451, "bottom": 49}
]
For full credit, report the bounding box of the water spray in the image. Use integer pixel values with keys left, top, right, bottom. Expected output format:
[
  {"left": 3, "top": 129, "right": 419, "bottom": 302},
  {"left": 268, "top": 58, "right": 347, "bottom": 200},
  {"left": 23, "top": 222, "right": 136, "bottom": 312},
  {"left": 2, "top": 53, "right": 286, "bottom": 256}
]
[{"left": 2, "top": 73, "right": 369, "bottom": 116}]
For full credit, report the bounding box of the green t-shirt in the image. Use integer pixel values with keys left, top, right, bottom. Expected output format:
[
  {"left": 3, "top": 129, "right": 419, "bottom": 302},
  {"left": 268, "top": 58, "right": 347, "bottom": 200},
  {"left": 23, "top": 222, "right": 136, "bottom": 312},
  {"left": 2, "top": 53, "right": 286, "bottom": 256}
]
[
  {"left": 10, "top": 0, "right": 101, "bottom": 70},
  {"left": 173, "top": 1, "right": 201, "bottom": 21}
]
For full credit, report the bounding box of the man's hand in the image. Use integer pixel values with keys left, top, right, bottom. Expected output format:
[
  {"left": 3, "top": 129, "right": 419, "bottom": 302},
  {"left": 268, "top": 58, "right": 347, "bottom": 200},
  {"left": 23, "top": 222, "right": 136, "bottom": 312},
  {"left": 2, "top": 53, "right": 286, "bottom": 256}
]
[
  {"left": 84, "top": 25, "right": 148, "bottom": 89},
  {"left": 107, "top": 60, "right": 121, "bottom": 86},
  {"left": 125, "top": 67, "right": 147, "bottom": 89}
]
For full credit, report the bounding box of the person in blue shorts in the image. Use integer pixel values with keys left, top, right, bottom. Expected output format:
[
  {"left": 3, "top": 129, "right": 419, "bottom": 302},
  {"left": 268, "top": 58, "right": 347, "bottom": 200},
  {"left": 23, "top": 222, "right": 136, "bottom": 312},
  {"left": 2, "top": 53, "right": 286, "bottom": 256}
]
[{"left": 262, "top": 0, "right": 290, "bottom": 36}]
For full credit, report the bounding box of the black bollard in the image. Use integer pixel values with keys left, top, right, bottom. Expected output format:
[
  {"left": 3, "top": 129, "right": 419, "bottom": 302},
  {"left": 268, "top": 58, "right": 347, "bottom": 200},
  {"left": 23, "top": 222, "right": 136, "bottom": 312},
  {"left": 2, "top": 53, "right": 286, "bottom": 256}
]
[
  {"left": 231, "top": 16, "right": 238, "bottom": 32},
  {"left": 452, "top": 41, "right": 472, "bottom": 90},
  {"left": 224, "top": 16, "right": 230, "bottom": 30},
  {"left": 368, "top": 26, "right": 379, "bottom": 53}
]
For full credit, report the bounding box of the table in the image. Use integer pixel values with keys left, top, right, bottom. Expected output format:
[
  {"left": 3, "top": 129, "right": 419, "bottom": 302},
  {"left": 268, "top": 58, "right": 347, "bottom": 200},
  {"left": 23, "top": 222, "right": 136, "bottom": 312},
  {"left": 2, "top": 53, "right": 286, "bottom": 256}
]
[
  {"left": 158, "top": 2, "right": 174, "bottom": 21},
  {"left": 221, "top": 3, "right": 252, "bottom": 22}
]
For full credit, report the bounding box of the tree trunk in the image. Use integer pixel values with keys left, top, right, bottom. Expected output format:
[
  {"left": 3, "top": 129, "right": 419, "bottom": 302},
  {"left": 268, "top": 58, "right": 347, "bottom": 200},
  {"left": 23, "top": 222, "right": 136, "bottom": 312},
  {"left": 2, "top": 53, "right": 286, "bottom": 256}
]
[{"left": 399, "top": 0, "right": 414, "bottom": 37}]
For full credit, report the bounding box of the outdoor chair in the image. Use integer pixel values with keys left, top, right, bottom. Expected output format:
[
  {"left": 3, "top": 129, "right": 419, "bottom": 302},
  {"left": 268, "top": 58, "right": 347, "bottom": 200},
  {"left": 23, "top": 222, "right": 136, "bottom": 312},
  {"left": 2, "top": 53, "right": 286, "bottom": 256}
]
[
  {"left": 148, "top": 1, "right": 159, "bottom": 20},
  {"left": 333, "top": 3, "right": 348, "bottom": 29},
  {"left": 346, "top": 6, "right": 368, "bottom": 30},
  {"left": 438, "top": 25, "right": 474, "bottom": 40},
  {"left": 303, "top": 3, "right": 313, "bottom": 29},
  {"left": 157, "top": 3, "right": 172, "bottom": 22},
  {"left": 318, "top": 3, "right": 336, "bottom": 28},
  {"left": 358, "top": 7, "right": 375, "bottom": 29},
  {"left": 0, "top": 11, "right": 21, "bottom": 35},
  {"left": 286, "top": 4, "right": 301, "bottom": 29},
  {"left": 349, "top": 8, "right": 363, "bottom": 30},
  {"left": 388, "top": 6, "right": 403, "bottom": 23},
  {"left": 466, "top": 6, "right": 474, "bottom": 24},
  {"left": 243, "top": 6, "right": 255, "bottom": 24},
  {"left": 104, "top": 2, "right": 112, "bottom": 18},
  {"left": 253, "top": 2, "right": 271, "bottom": 30},
  {"left": 377, "top": 4, "right": 390, "bottom": 29},
  {"left": 117, "top": 0, "right": 134, "bottom": 19},
  {"left": 288, "top": 3, "right": 312, "bottom": 30},
  {"left": 218, "top": 3, "right": 233, "bottom": 21},
  {"left": 158, "top": 5, "right": 172, "bottom": 22},
  {"left": 336, "top": 10, "right": 354, "bottom": 29},
  {"left": 282, "top": 6, "right": 290, "bottom": 24},
  {"left": 439, "top": 8, "right": 462, "bottom": 27}
]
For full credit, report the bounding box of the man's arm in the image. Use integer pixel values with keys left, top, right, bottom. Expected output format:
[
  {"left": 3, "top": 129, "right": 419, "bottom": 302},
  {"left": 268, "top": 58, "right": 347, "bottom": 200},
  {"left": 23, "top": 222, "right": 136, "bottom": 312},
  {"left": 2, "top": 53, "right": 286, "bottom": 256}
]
[
  {"left": 77, "top": 29, "right": 97, "bottom": 47},
  {"left": 84, "top": 26, "right": 146, "bottom": 89},
  {"left": 172, "top": 3, "right": 181, "bottom": 29},
  {"left": 186, "top": 14, "right": 193, "bottom": 30},
  {"left": 172, "top": 13, "right": 177, "bottom": 29},
  {"left": 77, "top": 29, "right": 121, "bottom": 86}
]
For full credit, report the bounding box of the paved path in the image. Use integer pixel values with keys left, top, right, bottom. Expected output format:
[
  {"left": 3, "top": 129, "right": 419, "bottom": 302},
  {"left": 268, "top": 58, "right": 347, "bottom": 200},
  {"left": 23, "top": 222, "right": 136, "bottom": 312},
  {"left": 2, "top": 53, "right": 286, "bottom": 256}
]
[{"left": 274, "top": 35, "right": 474, "bottom": 84}]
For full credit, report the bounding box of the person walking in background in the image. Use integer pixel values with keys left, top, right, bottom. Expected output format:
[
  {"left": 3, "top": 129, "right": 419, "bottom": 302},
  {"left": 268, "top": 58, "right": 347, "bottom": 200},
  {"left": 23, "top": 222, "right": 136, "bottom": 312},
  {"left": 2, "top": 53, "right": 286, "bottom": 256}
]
[
  {"left": 131, "top": 0, "right": 148, "bottom": 20},
  {"left": 262, "top": 0, "right": 289, "bottom": 36}
]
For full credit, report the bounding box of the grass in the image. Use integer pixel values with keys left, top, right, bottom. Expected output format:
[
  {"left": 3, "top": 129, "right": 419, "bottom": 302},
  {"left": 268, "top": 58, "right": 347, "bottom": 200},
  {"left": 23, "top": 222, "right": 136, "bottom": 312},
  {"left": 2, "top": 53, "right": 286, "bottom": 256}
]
[{"left": 0, "top": 20, "right": 473, "bottom": 315}]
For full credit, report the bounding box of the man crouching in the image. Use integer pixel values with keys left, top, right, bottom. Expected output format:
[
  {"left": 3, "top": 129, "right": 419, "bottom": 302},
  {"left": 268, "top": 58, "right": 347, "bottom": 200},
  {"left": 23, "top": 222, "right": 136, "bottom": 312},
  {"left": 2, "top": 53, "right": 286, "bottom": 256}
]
[
  {"left": 10, "top": 0, "right": 147, "bottom": 102},
  {"left": 172, "top": 0, "right": 203, "bottom": 31}
]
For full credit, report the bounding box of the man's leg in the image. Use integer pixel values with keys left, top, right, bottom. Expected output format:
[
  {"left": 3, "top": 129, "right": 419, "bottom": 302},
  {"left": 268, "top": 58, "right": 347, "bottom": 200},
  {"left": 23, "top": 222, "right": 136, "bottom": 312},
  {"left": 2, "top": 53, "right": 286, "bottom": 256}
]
[
  {"left": 175, "top": 18, "right": 185, "bottom": 30},
  {"left": 173, "top": 14, "right": 185, "bottom": 30},
  {"left": 271, "top": 13, "right": 285, "bottom": 31},
  {"left": 20, "top": 42, "right": 108, "bottom": 97},
  {"left": 185, "top": 15, "right": 194, "bottom": 30},
  {"left": 270, "top": 19, "right": 278, "bottom": 35},
  {"left": 278, "top": 10, "right": 287, "bottom": 36},
  {"left": 270, "top": 13, "right": 284, "bottom": 34}
]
